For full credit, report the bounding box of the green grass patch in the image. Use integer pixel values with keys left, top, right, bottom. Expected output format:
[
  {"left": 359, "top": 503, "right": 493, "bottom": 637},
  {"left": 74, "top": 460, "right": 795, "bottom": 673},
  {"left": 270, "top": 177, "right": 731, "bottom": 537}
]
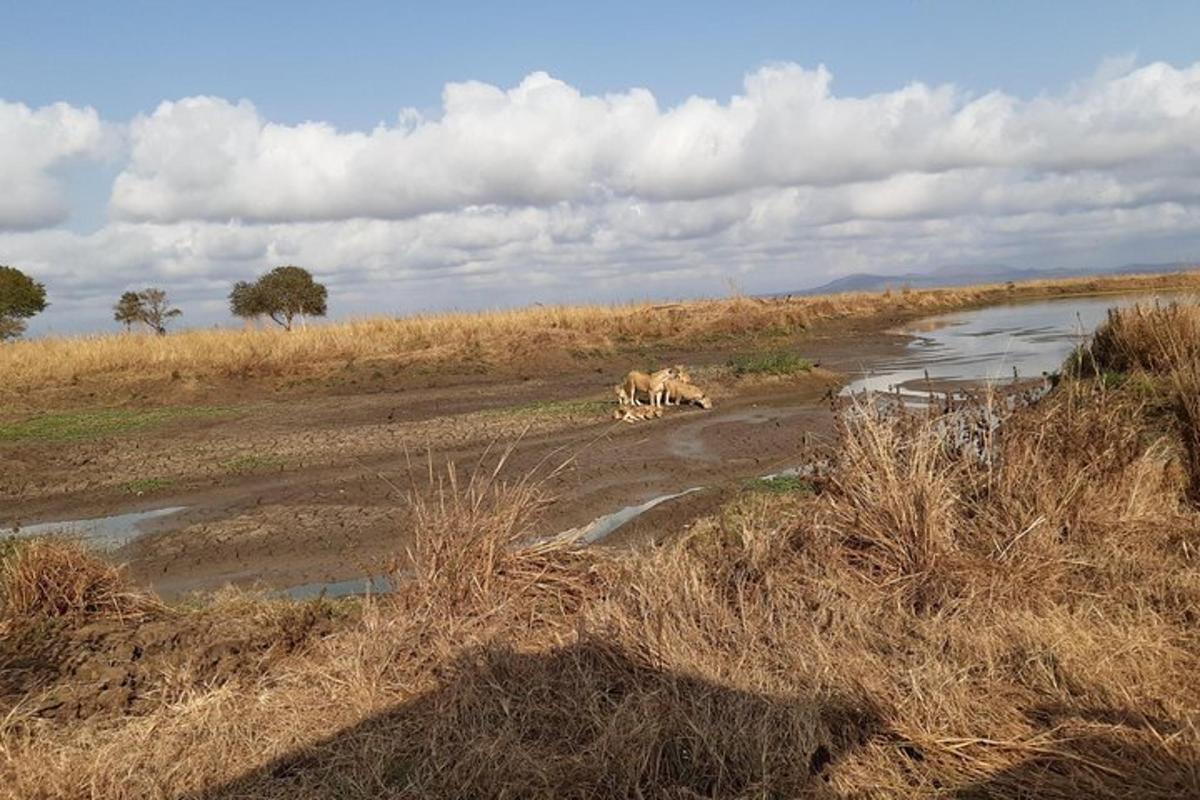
[
  {"left": 122, "top": 477, "right": 175, "bottom": 495},
  {"left": 728, "top": 350, "right": 813, "bottom": 376},
  {"left": 0, "top": 535, "right": 19, "bottom": 565},
  {"left": 0, "top": 406, "right": 236, "bottom": 444},
  {"left": 746, "top": 474, "right": 815, "bottom": 495},
  {"left": 220, "top": 453, "right": 287, "bottom": 474},
  {"left": 488, "top": 399, "right": 612, "bottom": 419}
]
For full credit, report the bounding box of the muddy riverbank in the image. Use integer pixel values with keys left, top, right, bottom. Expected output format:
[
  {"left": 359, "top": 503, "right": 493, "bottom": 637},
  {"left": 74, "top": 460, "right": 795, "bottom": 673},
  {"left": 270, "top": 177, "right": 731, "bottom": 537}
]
[{"left": 2, "top": 291, "right": 1181, "bottom": 598}]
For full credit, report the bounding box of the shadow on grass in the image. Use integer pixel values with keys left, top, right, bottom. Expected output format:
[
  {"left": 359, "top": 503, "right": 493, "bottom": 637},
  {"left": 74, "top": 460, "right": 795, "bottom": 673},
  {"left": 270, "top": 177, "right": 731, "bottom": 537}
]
[{"left": 188, "top": 638, "right": 879, "bottom": 799}]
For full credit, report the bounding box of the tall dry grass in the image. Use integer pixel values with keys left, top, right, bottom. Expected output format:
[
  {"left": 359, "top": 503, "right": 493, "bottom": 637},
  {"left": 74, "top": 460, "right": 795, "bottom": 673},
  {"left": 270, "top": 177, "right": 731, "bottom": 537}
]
[
  {"left": 1088, "top": 300, "right": 1200, "bottom": 374},
  {"left": 3, "top": 302, "right": 1200, "bottom": 797},
  {"left": 0, "top": 537, "right": 162, "bottom": 626},
  {"left": 1087, "top": 300, "right": 1200, "bottom": 503},
  {"left": 3, "top": 269, "right": 1199, "bottom": 409}
]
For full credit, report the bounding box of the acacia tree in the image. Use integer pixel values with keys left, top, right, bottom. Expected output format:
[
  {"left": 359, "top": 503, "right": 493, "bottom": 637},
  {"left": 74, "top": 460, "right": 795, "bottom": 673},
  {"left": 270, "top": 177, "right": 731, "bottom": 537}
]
[
  {"left": 230, "top": 266, "right": 327, "bottom": 331},
  {"left": 113, "top": 291, "right": 142, "bottom": 331},
  {"left": 0, "top": 265, "right": 48, "bottom": 341},
  {"left": 134, "top": 288, "right": 182, "bottom": 335}
]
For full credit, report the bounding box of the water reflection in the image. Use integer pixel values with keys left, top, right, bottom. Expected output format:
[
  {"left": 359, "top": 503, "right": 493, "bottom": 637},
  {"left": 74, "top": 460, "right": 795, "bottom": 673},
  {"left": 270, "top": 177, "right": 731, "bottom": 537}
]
[
  {"left": 843, "top": 293, "right": 1182, "bottom": 400},
  {"left": 1, "top": 506, "right": 188, "bottom": 549}
]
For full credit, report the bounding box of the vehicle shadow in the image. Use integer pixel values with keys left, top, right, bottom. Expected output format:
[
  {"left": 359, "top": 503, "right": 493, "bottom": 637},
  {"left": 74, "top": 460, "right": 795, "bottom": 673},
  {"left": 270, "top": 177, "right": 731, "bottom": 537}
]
[{"left": 187, "top": 637, "right": 880, "bottom": 799}]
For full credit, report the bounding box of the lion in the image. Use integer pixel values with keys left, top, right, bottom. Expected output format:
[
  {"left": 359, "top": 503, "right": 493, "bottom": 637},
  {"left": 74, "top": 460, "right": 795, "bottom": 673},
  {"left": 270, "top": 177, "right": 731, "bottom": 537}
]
[
  {"left": 664, "top": 365, "right": 694, "bottom": 405},
  {"left": 622, "top": 367, "right": 678, "bottom": 407},
  {"left": 665, "top": 379, "right": 713, "bottom": 409}
]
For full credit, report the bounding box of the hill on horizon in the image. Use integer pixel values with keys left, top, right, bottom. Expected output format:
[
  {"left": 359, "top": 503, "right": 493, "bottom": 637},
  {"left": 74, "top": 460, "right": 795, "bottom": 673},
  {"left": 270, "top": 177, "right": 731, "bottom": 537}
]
[{"left": 795, "top": 261, "right": 1197, "bottom": 295}]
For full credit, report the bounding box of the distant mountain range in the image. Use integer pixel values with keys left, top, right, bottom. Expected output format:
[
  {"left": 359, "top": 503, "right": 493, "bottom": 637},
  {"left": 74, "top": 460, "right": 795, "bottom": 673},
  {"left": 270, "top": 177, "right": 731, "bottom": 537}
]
[{"left": 797, "top": 261, "right": 1198, "bottom": 295}]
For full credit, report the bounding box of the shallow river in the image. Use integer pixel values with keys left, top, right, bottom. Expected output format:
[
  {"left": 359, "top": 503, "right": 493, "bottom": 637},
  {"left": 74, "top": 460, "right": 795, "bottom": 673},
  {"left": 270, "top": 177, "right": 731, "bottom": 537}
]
[{"left": 843, "top": 292, "right": 1183, "bottom": 400}]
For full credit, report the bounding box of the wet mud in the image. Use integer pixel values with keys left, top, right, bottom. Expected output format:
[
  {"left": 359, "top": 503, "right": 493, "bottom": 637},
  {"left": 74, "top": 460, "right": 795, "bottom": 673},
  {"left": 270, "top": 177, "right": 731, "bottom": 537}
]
[{"left": 2, "top": 292, "right": 1172, "bottom": 598}]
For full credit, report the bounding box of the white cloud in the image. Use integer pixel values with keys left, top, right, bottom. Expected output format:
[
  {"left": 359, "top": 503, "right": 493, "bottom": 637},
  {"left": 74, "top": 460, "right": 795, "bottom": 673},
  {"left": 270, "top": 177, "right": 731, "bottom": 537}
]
[
  {"left": 5, "top": 59, "right": 1200, "bottom": 335},
  {"left": 0, "top": 99, "right": 111, "bottom": 230},
  {"left": 109, "top": 62, "right": 1200, "bottom": 225}
]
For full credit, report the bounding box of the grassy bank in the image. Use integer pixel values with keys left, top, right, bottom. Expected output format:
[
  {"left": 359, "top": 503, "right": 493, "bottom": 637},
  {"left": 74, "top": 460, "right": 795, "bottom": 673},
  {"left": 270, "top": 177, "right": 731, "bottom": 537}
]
[
  {"left": 3, "top": 301, "right": 1199, "bottom": 797},
  {"left": 3, "top": 270, "right": 1198, "bottom": 411}
]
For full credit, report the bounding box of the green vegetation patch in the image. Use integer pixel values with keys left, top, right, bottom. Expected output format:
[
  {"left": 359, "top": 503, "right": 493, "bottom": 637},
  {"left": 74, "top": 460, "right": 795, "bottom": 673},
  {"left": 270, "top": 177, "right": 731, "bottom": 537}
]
[
  {"left": 729, "top": 350, "right": 813, "bottom": 376},
  {"left": 220, "top": 453, "right": 287, "bottom": 474},
  {"left": 488, "top": 399, "right": 613, "bottom": 419},
  {"left": 0, "top": 535, "right": 19, "bottom": 566},
  {"left": 122, "top": 477, "right": 175, "bottom": 495},
  {"left": 746, "top": 474, "right": 816, "bottom": 495},
  {"left": 0, "top": 406, "right": 235, "bottom": 443}
]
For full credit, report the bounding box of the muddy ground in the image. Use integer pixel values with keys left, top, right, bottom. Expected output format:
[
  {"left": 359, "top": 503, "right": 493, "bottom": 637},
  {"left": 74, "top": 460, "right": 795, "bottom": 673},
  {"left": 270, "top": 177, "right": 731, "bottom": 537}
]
[{"left": 1, "top": 319, "right": 915, "bottom": 599}]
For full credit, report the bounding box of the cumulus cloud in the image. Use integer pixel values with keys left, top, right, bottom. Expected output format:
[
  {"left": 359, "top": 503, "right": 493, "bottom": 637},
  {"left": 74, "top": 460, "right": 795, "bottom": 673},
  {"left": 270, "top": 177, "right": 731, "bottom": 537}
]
[
  {"left": 0, "top": 99, "right": 111, "bottom": 230},
  {"left": 110, "top": 62, "right": 1200, "bottom": 224},
  {"left": 5, "top": 59, "right": 1200, "bottom": 335}
]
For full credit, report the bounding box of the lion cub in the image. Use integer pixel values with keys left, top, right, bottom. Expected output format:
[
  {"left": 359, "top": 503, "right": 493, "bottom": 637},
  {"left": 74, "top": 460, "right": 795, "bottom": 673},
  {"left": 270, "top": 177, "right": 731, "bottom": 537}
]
[
  {"left": 612, "top": 405, "right": 664, "bottom": 423},
  {"left": 621, "top": 366, "right": 679, "bottom": 407},
  {"left": 664, "top": 379, "right": 713, "bottom": 409}
]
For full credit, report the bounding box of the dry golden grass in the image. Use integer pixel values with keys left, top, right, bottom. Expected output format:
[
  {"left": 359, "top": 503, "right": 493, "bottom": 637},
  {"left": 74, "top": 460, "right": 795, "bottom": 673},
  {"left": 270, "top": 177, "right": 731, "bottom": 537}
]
[
  {"left": 0, "top": 537, "right": 162, "bottom": 626},
  {"left": 3, "top": 301, "right": 1200, "bottom": 798},
  {"left": 3, "top": 269, "right": 1199, "bottom": 410},
  {"left": 1088, "top": 300, "right": 1200, "bottom": 374},
  {"left": 1087, "top": 300, "right": 1200, "bottom": 503}
]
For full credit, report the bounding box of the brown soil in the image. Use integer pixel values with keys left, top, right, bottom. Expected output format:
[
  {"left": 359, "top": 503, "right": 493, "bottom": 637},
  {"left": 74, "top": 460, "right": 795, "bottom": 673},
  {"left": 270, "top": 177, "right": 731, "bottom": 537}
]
[
  {"left": 0, "top": 599, "right": 340, "bottom": 722},
  {"left": 2, "top": 319, "right": 913, "bottom": 599}
]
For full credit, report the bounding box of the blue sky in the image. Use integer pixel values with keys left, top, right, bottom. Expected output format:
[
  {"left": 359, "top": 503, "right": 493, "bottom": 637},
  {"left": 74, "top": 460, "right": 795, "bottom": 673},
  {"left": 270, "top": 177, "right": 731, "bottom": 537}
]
[
  {"left": 2, "top": 2, "right": 1200, "bottom": 334},
  {"left": 7, "top": 2, "right": 1198, "bottom": 126}
]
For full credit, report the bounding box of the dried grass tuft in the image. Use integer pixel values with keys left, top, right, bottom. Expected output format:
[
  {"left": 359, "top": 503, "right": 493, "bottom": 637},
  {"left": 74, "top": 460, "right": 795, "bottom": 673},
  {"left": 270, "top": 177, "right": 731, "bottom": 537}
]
[{"left": 0, "top": 537, "right": 162, "bottom": 624}]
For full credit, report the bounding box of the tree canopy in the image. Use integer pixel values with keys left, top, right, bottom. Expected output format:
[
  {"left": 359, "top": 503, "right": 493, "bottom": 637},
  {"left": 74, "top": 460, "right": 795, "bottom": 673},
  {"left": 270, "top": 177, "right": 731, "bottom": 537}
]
[
  {"left": 230, "top": 266, "right": 327, "bottom": 331},
  {"left": 113, "top": 288, "right": 182, "bottom": 335},
  {"left": 113, "top": 291, "right": 142, "bottom": 331},
  {"left": 0, "top": 265, "right": 48, "bottom": 341}
]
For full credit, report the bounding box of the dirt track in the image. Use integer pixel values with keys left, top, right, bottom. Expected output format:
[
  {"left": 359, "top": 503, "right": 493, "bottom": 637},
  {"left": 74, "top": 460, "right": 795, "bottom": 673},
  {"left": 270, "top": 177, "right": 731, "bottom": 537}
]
[{"left": 2, "top": 321, "right": 911, "bottom": 598}]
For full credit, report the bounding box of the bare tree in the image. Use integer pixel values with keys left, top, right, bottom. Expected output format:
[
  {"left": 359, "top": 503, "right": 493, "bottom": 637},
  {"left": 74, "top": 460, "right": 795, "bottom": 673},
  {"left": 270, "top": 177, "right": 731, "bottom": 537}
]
[{"left": 135, "top": 288, "right": 182, "bottom": 336}]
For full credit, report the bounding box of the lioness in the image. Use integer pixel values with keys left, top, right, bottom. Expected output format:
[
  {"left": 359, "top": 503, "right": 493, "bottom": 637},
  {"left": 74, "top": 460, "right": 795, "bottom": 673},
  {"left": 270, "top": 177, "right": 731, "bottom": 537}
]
[
  {"left": 664, "top": 365, "right": 694, "bottom": 405},
  {"left": 622, "top": 367, "right": 678, "bottom": 407},
  {"left": 665, "top": 379, "right": 713, "bottom": 409}
]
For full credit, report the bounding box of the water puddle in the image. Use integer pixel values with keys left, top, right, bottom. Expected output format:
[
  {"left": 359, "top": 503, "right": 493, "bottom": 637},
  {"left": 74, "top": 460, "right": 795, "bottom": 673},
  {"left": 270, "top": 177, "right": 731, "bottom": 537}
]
[
  {"left": 277, "top": 489, "right": 706, "bottom": 598},
  {"left": 842, "top": 292, "right": 1182, "bottom": 400},
  {"left": 280, "top": 575, "right": 392, "bottom": 601},
  {"left": 550, "top": 487, "right": 703, "bottom": 545},
  {"left": 1, "top": 506, "right": 188, "bottom": 549}
]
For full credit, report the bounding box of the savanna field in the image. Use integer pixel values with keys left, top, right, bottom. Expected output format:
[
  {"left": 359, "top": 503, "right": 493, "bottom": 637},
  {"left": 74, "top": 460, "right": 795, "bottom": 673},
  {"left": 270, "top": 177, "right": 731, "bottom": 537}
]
[
  {"left": 4, "top": 271, "right": 1200, "bottom": 412},
  {"left": 2, "top": 278, "right": 1200, "bottom": 798}
]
